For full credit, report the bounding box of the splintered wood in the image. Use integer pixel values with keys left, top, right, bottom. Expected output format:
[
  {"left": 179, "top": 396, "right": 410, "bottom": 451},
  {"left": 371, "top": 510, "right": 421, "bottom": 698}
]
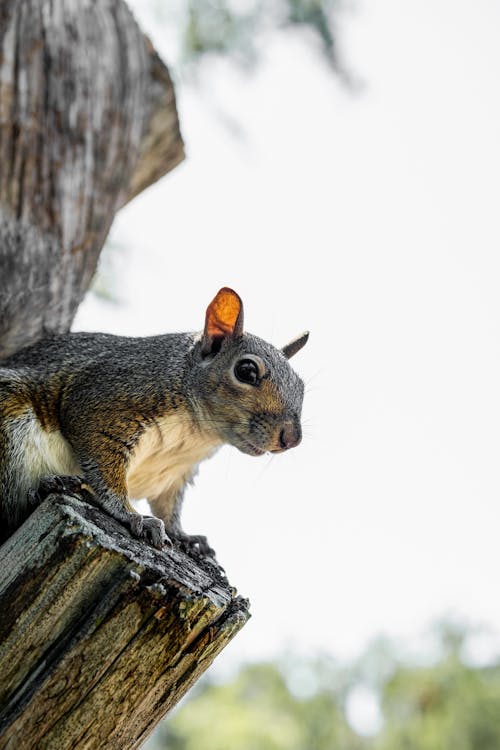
[{"left": 0, "top": 495, "right": 249, "bottom": 749}]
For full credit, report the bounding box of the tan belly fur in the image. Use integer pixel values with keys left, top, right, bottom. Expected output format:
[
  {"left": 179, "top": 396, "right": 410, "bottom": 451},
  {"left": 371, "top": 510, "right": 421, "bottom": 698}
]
[{"left": 126, "top": 411, "right": 220, "bottom": 500}]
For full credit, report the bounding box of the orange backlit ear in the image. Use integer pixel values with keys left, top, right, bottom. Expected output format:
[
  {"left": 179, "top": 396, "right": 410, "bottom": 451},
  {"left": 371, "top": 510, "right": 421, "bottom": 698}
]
[{"left": 201, "top": 287, "right": 244, "bottom": 355}]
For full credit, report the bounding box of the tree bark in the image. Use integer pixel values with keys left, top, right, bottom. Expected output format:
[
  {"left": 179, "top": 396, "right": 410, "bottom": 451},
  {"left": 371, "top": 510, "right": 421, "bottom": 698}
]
[
  {"left": 0, "top": 3, "right": 251, "bottom": 746},
  {"left": 0, "top": 0, "right": 184, "bottom": 359},
  {"left": 0, "top": 494, "right": 250, "bottom": 749}
]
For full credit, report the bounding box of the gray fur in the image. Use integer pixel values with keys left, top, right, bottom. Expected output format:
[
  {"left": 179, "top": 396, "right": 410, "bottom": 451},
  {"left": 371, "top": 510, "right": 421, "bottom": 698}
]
[{"left": 0, "top": 326, "right": 306, "bottom": 549}]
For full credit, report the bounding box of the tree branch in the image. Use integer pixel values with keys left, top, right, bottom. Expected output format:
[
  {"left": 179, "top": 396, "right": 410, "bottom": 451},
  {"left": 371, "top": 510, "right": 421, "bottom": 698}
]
[{"left": 0, "top": 0, "right": 184, "bottom": 358}]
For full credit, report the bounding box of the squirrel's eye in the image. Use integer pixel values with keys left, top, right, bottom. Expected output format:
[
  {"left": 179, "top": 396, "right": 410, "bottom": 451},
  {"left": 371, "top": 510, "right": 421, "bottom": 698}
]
[{"left": 234, "top": 359, "right": 260, "bottom": 385}]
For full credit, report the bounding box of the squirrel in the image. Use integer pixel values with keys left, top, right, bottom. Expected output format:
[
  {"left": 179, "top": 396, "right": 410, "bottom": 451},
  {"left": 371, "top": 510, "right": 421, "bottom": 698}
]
[{"left": 0, "top": 287, "right": 308, "bottom": 552}]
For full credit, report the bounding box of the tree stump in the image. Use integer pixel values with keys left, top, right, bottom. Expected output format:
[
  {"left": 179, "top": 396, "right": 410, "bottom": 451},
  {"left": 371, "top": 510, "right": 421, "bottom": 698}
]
[
  {"left": 0, "top": 1, "right": 250, "bottom": 746},
  {"left": 0, "top": 495, "right": 250, "bottom": 749}
]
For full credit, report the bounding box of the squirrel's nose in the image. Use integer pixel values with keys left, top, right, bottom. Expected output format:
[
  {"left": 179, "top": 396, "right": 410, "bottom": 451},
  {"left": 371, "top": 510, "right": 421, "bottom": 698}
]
[{"left": 278, "top": 421, "right": 302, "bottom": 451}]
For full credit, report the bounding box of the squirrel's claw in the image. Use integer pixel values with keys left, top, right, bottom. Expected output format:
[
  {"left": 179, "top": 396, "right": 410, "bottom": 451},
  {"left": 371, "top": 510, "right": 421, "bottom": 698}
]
[
  {"left": 173, "top": 531, "right": 216, "bottom": 558},
  {"left": 29, "top": 475, "right": 87, "bottom": 506},
  {"left": 129, "top": 514, "right": 171, "bottom": 550},
  {"left": 143, "top": 516, "right": 172, "bottom": 550},
  {"left": 27, "top": 488, "right": 42, "bottom": 509}
]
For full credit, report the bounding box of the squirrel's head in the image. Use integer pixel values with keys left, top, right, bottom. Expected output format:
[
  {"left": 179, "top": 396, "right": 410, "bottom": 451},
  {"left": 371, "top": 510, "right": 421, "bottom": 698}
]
[{"left": 189, "top": 287, "right": 308, "bottom": 456}]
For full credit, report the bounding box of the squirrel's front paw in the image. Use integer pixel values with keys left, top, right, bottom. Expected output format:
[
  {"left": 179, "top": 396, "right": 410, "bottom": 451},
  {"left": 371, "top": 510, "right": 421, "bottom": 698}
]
[
  {"left": 173, "top": 531, "right": 216, "bottom": 558},
  {"left": 28, "top": 475, "right": 88, "bottom": 506},
  {"left": 129, "top": 514, "right": 171, "bottom": 550}
]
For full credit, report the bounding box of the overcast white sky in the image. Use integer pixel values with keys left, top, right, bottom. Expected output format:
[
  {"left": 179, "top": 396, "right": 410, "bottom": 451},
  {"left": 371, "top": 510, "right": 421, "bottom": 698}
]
[{"left": 75, "top": 0, "right": 500, "bottom": 670}]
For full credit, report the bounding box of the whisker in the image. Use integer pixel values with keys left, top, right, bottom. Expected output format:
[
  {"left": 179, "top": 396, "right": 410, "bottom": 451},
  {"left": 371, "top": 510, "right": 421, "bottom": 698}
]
[
  {"left": 304, "top": 369, "right": 323, "bottom": 386},
  {"left": 256, "top": 453, "right": 276, "bottom": 481}
]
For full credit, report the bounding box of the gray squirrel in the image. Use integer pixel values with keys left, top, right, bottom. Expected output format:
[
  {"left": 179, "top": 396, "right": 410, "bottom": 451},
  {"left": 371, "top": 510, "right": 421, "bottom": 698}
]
[{"left": 0, "top": 287, "right": 308, "bottom": 551}]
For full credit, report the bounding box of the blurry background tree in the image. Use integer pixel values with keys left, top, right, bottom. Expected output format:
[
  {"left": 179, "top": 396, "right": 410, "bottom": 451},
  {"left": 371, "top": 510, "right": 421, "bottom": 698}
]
[
  {"left": 147, "top": 0, "right": 350, "bottom": 79},
  {"left": 92, "top": 0, "right": 353, "bottom": 308},
  {"left": 144, "top": 623, "right": 500, "bottom": 750}
]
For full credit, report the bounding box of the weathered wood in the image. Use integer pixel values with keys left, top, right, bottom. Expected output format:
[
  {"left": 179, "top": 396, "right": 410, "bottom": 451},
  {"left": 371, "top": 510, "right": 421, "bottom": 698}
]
[
  {"left": 0, "top": 5, "right": 251, "bottom": 745},
  {"left": 0, "top": 0, "right": 184, "bottom": 359},
  {"left": 123, "top": 39, "right": 184, "bottom": 207},
  {"left": 0, "top": 494, "right": 249, "bottom": 749}
]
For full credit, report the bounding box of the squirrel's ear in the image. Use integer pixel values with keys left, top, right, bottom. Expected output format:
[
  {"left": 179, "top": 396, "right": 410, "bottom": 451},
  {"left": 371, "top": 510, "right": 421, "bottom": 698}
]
[
  {"left": 282, "top": 331, "right": 309, "bottom": 359},
  {"left": 201, "top": 287, "right": 244, "bottom": 355}
]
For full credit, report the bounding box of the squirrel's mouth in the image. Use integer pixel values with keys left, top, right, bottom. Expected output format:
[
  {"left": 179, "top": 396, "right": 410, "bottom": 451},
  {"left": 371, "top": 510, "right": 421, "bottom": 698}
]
[{"left": 237, "top": 438, "right": 266, "bottom": 457}]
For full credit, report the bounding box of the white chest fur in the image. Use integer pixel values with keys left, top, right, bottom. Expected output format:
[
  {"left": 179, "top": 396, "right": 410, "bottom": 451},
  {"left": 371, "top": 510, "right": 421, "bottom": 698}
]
[
  {"left": 126, "top": 411, "right": 221, "bottom": 501},
  {"left": 8, "top": 410, "right": 81, "bottom": 497}
]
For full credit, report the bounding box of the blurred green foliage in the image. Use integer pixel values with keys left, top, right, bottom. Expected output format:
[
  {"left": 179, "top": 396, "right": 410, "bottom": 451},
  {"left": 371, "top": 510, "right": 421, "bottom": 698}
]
[
  {"left": 149, "top": 0, "right": 349, "bottom": 80},
  {"left": 145, "top": 623, "right": 500, "bottom": 750},
  {"left": 92, "top": 0, "right": 349, "bottom": 300},
  {"left": 158, "top": 662, "right": 364, "bottom": 750}
]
